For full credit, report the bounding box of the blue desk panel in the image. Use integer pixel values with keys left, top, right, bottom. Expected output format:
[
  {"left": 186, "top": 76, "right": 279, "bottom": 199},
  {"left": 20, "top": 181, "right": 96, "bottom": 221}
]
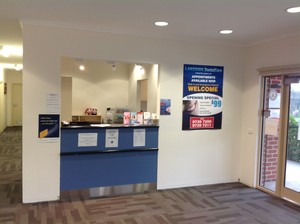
[
  {"left": 61, "top": 126, "right": 159, "bottom": 153},
  {"left": 60, "top": 150, "right": 158, "bottom": 191},
  {"left": 60, "top": 126, "right": 159, "bottom": 191}
]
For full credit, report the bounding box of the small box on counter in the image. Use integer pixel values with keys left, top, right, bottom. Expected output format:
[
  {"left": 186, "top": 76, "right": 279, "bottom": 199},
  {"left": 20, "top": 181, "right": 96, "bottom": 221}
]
[
  {"left": 143, "top": 112, "right": 151, "bottom": 125},
  {"left": 130, "top": 112, "right": 138, "bottom": 125},
  {"left": 123, "top": 112, "right": 130, "bottom": 125},
  {"left": 137, "top": 112, "right": 144, "bottom": 124}
]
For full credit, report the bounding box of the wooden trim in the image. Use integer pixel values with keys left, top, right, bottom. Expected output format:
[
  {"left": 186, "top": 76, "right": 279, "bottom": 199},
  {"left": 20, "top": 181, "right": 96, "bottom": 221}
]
[
  {"left": 279, "top": 81, "right": 300, "bottom": 205},
  {"left": 257, "top": 64, "right": 300, "bottom": 76},
  {"left": 72, "top": 115, "right": 102, "bottom": 123}
]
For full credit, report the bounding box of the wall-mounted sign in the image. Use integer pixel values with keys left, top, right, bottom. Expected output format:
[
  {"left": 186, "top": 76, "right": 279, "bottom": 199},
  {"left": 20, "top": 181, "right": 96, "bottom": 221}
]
[
  {"left": 46, "top": 93, "right": 60, "bottom": 114},
  {"left": 182, "top": 64, "right": 224, "bottom": 130},
  {"left": 105, "top": 129, "right": 119, "bottom": 148},
  {"left": 78, "top": 133, "right": 98, "bottom": 147},
  {"left": 38, "top": 114, "right": 60, "bottom": 139},
  {"left": 160, "top": 99, "right": 171, "bottom": 115},
  {"left": 269, "top": 89, "right": 278, "bottom": 101},
  {"left": 133, "top": 129, "right": 145, "bottom": 147}
]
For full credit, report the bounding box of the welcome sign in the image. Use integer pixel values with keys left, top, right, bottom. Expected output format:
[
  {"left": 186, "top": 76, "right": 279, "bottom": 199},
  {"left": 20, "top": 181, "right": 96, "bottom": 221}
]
[{"left": 182, "top": 64, "right": 224, "bottom": 130}]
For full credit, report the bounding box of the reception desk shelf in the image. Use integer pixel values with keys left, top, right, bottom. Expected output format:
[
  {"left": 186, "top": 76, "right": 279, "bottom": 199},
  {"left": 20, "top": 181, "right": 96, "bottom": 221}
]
[{"left": 72, "top": 115, "right": 102, "bottom": 123}]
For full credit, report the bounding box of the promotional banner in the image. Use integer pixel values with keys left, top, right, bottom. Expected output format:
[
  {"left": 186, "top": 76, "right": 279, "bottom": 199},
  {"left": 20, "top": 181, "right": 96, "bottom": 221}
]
[{"left": 182, "top": 64, "right": 224, "bottom": 130}]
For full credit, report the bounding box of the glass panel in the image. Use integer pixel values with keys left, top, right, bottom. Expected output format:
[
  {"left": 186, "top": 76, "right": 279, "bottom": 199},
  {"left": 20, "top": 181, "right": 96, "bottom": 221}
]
[
  {"left": 259, "top": 76, "right": 281, "bottom": 191},
  {"left": 285, "top": 82, "right": 300, "bottom": 192}
]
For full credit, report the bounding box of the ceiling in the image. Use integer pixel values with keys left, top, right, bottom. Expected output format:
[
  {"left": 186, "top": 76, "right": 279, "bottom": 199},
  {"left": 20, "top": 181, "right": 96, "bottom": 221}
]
[{"left": 0, "top": 0, "right": 300, "bottom": 65}]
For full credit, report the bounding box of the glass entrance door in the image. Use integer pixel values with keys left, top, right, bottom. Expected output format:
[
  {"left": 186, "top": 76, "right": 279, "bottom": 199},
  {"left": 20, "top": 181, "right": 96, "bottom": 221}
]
[
  {"left": 259, "top": 75, "right": 300, "bottom": 204},
  {"left": 259, "top": 76, "right": 282, "bottom": 192},
  {"left": 281, "top": 77, "right": 300, "bottom": 204}
]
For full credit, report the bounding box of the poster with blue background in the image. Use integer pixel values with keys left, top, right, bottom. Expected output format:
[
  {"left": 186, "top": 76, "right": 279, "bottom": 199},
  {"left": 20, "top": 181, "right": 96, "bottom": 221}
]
[
  {"left": 182, "top": 64, "right": 223, "bottom": 130},
  {"left": 38, "top": 114, "right": 60, "bottom": 138},
  {"left": 160, "top": 99, "right": 171, "bottom": 115}
]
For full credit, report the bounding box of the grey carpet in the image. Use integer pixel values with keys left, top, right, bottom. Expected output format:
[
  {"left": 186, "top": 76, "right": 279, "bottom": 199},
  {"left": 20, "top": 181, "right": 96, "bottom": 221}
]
[{"left": 0, "top": 127, "right": 300, "bottom": 223}]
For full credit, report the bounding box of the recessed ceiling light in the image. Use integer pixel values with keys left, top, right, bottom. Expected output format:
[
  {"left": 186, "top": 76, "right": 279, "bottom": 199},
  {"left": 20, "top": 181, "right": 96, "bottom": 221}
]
[
  {"left": 0, "top": 63, "right": 23, "bottom": 71},
  {"left": 219, "top": 30, "right": 233, "bottom": 34},
  {"left": 155, "top": 21, "right": 168, "bottom": 27},
  {"left": 79, "top": 65, "right": 85, "bottom": 71},
  {"left": 287, "top": 6, "right": 300, "bottom": 13},
  {"left": 15, "top": 64, "right": 23, "bottom": 71},
  {"left": 0, "top": 45, "right": 23, "bottom": 57}
]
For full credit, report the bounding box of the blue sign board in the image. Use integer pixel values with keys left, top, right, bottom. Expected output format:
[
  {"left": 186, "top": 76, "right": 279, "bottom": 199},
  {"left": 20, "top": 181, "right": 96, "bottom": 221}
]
[
  {"left": 160, "top": 99, "right": 171, "bottom": 115},
  {"left": 182, "top": 64, "right": 224, "bottom": 130},
  {"left": 38, "top": 114, "right": 60, "bottom": 138}
]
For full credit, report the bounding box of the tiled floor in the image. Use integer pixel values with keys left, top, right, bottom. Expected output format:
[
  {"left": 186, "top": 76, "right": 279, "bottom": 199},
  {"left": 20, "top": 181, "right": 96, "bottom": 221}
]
[{"left": 1, "top": 127, "right": 300, "bottom": 224}]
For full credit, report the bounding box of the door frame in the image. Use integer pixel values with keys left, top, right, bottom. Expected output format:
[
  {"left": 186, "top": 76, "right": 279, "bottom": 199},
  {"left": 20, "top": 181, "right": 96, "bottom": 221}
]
[
  {"left": 257, "top": 64, "right": 300, "bottom": 205},
  {"left": 279, "top": 78, "right": 300, "bottom": 204},
  {"left": 11, "top": 83, "right": 22, "bottom": 126}
]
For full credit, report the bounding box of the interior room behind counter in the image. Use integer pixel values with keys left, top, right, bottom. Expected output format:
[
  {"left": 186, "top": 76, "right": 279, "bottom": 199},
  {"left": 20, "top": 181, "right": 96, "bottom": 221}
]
[{"left": 60, "top": 57, "right": 160, "bottom": 123}]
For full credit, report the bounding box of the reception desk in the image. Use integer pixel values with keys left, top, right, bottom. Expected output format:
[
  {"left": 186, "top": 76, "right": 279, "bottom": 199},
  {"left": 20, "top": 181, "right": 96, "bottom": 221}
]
[{"left": 60, "top": 124, "right": 159, "bottom": 193}]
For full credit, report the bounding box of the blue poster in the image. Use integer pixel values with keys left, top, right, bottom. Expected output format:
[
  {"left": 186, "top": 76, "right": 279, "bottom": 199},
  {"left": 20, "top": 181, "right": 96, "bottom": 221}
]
[
  {"left": 182, "top": 64, "right": 223, "bottom": 130},
  {"left": 38, "top": 114, "right": 60, "bottom": 138},
  {"left": 160, "top": 99, "right": 171, "bottom": 115}
]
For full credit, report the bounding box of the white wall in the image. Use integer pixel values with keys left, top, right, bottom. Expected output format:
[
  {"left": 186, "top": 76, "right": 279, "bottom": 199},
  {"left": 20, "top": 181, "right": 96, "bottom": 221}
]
[
  {"left": 61, "top": 76, "right": 72, "bottom": 121},
  {"left": 129, "top": 64, "right": 146, "bottom": 112},
  {"left": 129, "top": 64, "right": 159, "bottom": 114},
  {"left": 22, "top": 23, "right": 62, "bottom": 202},
  {"left": 157, "top": 42, "right": 245, "bottom": 188},
  {"left": 22, "top": 21, "right": 245, "bottom": 202},
  {"left": 239, "top": 35, "right": 300, "bottom": 187},
  {"left": 147, "top": 64, "right": 159, "bottom": 114},
  {"left": 61, "top": 58, "right": 129, "bottom": 119}
]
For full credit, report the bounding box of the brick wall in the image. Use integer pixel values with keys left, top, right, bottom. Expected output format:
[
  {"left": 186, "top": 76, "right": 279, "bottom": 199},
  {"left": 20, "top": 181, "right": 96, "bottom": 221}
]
[{"left": 261, "top": 135, "right": 279, "bottom": 183}]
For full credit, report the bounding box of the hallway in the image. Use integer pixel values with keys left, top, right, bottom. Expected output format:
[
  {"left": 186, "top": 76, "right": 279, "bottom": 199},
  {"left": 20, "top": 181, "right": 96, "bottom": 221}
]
[
  {"left": 0, "top": 127, "right": 300, "bottom": 223},
  {"left": 0, "top": 126, "right": 22, "bottom": 206}
]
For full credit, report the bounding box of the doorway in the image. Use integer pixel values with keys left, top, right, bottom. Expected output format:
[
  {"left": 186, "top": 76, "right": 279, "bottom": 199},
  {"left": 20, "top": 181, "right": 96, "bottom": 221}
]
[
  {"left": 259, "top": 75, "right": 300, "bottom": 204},
  {"left": 11, "top": 83, "right": 22, "bottom": 126},
  {"left": 137, "top": 79, "right": 148, "bottom": 112}
]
